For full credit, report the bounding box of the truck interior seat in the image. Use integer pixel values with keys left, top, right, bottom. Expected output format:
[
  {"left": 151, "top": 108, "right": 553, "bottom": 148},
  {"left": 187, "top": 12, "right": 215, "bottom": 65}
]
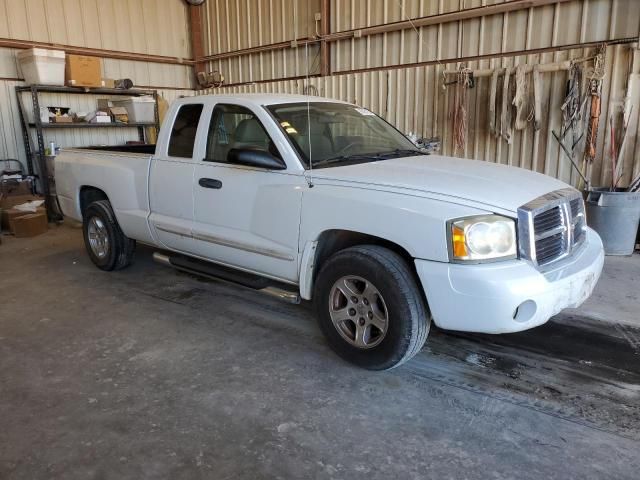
[
  {"left": 233, "top": 118, "right": 270, "bottom": 151},
  {"left": 294, "top": 117, "right": 335, "bottom": 161}
]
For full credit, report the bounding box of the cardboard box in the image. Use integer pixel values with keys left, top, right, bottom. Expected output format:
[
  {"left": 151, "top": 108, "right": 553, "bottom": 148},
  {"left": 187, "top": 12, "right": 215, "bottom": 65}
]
[
  {"left": 52, "top": 116, "right": 73, "bottom": 123},
  {"left": 110, "top": 106, "right": 129, "bottom": 123},
  {"left": 103, "top": 78, "right": 116, "bottom": 89},
  {"left": 0, "top": 194, "right": 42, "bottom": 209},
  {"left": 66, "top": 55, "right": 102, "bottom": 87},
  {"left": 0, "top": 179, "right": 33, "bottom": 197},
  {"left": 97, "top": 99, "right": 114, "bottom": 111},
  {"left": 1, "top": 208, "right": 28, "bottom": 231},
  {"left": 12, "top": 212, "right": 48, "bottom": 238},
  {"left": 1, "top": 206, "right": 46, "bottom": 232}
]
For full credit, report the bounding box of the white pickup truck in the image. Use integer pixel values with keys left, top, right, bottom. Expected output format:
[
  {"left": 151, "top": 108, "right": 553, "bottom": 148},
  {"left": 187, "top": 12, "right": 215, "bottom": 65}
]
[{"left": 56, "top": 94, "right": 604, "bottom": 370}]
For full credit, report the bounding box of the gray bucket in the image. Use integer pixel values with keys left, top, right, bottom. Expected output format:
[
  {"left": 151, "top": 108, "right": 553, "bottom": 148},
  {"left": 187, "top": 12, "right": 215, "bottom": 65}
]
[{"left": 586, "top": 189, "right": 640, "bottom": 255}]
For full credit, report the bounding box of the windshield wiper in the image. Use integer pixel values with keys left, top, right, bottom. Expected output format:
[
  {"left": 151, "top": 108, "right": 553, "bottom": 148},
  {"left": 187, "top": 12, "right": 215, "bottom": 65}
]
[
  {"left": 311, "top": 149, "right": 423, "bottom": 167},
  {"left": 375, "top": 148, "right": 423, "bottom": 158},
  {"left": 312, "top": 154, "right": 382, "bottom": 167}
]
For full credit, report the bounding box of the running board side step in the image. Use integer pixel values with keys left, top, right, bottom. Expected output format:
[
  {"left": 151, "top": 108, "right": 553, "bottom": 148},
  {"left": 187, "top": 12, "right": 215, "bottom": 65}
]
[{"left": 152, "top": 252, "right": 301, "bottom": 304}]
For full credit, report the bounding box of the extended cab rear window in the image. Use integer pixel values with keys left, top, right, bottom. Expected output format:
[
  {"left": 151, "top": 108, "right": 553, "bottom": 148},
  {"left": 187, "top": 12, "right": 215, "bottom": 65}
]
[{"left": 168, "top": 104, "right": 204, "bottom": 158}]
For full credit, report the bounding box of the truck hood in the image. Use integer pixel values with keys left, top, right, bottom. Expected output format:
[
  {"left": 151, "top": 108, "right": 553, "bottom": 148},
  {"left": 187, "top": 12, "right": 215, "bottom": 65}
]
[{"left": 308, "top": 155, "right": 570, "bottom": 212}]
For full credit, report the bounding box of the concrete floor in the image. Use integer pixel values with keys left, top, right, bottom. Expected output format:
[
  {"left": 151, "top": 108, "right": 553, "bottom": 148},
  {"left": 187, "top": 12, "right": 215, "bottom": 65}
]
[{"left": 1, "top": 223, "right": 639, "bottom": 479}]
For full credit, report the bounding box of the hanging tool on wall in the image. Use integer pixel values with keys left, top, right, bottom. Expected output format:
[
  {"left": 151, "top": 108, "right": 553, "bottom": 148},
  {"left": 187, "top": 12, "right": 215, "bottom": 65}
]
[
  {"left": 582, "top": 45, "right": 606, "bottom": 189},
  {"left": 584, "top": 80, "right": 602, "bottom": 160},
  {"left": 452, "top": 67, "right": 473, "bottom": 154},
  {"left": 532, "top": 64, "right": 542, "bottom": 131},
  {"left": 512, "top": 65, "right": 529, "bottom": 130},
  {"left": 561, "top": 63, "right": 585, "bottom": 144},
  {"left": 552, "top": 61, "right": 588, "bottom": 187},
  {"left": 500, "top": 67, "right": 512, "bottom": 143},
  {"left": 488, "top": 68, "right": 499, "bottom": 135}
]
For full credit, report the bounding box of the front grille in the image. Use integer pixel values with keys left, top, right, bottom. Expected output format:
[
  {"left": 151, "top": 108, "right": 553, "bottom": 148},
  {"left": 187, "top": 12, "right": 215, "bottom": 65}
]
[
  {"left": 570, "top": 198, "right": 586, "bottom": 245},
  {"left": 536, "top": 231, "right": 566, "bottom": 264},
  {"left": 518, "top": 188, "right": 587, "bottom": 268},
  {"left": 534, "top": 206, "right": 563, "bottom": 232},
  {"left": 532, "top": 205, "right": 567, "bottom": 265}
]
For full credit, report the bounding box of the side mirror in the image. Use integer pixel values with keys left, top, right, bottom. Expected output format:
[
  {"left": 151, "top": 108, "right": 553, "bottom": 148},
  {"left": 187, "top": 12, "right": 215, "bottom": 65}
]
[{"left": 227, "top": 148, "right": 287, "bottom": 170}]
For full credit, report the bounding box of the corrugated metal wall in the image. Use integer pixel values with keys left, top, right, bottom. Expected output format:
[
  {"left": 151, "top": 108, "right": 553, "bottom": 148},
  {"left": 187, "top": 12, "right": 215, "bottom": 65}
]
[
  {"left": 202, "top": 0, "right": 322, "bottom": 83},
  {"left": 0, "top": 0, "right": 192, "bottom": 88},
  {"left": 329, "top": 0, "right": 638, "bottom": 72},
  {"left": 200, "top": 0, "right": 640, "bottom": 189},
  {"left": 0, "top": 0, "right": 193, "bottom": 169}
]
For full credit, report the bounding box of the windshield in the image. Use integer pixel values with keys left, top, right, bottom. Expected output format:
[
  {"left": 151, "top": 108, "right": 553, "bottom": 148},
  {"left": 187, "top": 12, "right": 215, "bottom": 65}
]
[{"left": 266, "top": 102, "right": 422, "bottom": 168}]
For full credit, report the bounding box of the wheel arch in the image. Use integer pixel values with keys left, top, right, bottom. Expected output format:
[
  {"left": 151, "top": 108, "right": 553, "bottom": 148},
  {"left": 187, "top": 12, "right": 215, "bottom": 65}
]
[
  {"left": 300, "top": 229, "right": 421, "bottom": 301},
  {"left": 79, "top": 186, "right": 109, "bottom": 219}
]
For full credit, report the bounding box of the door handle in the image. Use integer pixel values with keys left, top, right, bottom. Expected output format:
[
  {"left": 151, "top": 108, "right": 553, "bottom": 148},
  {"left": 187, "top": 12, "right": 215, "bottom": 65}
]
[{"left": 199, "top": 178, "right": 223, "bottom": 189}]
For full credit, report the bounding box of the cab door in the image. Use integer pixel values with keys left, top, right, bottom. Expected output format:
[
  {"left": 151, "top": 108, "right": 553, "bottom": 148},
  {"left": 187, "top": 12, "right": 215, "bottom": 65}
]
[
  {"left": 190, "top": 103, "right": 305, "bottom": 283},
  {"left": 148, "top": 102, "right": 206, "bottom": 253}
]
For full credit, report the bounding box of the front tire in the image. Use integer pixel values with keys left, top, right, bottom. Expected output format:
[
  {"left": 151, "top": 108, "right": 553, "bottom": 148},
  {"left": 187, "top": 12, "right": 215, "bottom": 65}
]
[
  {"left": 82, "top": 200, "right": 135, "bottom": 271},
  {"left": 314, "top": 245, "right": 430, "bottom": 370}
]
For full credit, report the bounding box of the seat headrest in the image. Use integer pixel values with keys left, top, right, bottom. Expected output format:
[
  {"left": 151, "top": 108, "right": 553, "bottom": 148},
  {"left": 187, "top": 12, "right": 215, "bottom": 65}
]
[
  {"left": 295, "top": 115, "right": 329, "bottom": 136},
  {"left": 235, "top": 118, "right": 268, "bottom": 143}
]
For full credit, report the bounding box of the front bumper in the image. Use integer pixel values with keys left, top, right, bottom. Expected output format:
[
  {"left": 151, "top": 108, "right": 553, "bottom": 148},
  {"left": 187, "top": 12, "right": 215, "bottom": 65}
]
[{"left": 415, "top": 228, "right": 604, "bottom": 333}]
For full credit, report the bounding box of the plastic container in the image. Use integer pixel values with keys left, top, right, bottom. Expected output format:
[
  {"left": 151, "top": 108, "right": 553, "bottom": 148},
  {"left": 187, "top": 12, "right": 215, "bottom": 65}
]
[
  {"left": 17, "top": 48, "right": 66, "bottom": 86},
  {"left": 112, "top": 97, "right": 155, "bottom": 123},
  {"left": 586, "top": 188, "right": 640, "bottom": 255}
]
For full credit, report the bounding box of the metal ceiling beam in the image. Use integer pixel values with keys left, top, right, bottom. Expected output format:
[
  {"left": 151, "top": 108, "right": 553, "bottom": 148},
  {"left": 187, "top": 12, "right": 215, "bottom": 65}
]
[{"left": 0, "top": 38, "right": 194, "bottom": 66}]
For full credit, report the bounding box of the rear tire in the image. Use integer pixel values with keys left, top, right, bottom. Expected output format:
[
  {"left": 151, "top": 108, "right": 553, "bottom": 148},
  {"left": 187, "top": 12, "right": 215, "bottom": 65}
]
[
  {"left": 83, "top": 200, "right": 135, "bottom": 271},
  {"left": 314, "top": 245, "right": 430, "bottom": 370}
]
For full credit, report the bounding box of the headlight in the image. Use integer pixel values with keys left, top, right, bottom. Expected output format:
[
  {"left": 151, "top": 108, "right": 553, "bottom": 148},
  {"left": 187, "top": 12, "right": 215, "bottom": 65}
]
[{"left": 448, "top": 215, "right": 517, "bottom": 262}]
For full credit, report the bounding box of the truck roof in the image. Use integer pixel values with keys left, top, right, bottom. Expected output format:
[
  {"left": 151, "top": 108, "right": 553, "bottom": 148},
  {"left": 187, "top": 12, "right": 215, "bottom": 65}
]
[{"left": 178, "top": 93, "right": 351, "bottom": 107}]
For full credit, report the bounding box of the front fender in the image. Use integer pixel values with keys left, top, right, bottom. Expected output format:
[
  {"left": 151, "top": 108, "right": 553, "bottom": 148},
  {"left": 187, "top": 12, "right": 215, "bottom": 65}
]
[{"left": 299, "top": 184, "right": 491, "bottom": 262}]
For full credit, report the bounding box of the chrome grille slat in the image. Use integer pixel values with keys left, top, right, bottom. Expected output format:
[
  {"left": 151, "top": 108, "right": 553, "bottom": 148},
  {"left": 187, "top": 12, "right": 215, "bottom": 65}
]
[
  {"left": 517, "top": 188, "right": 587, "bottom": 269},
  {"left": 534, "top": 216, "right": 563, "bottom": 231},
  {"left": 535, "top": 218, "right": 563, "bottom": 231},
  {"left": 535, "top": 224, "right": 567, "bottom": 241}
]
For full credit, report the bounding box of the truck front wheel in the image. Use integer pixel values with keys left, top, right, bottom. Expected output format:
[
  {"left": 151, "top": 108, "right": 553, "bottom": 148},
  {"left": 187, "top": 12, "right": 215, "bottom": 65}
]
[
  {"left": 313, "top": 245, "right": 430, "bottom": 370},
  {"left": 82, "top": 200, "right": 135, "bottom": 271}
]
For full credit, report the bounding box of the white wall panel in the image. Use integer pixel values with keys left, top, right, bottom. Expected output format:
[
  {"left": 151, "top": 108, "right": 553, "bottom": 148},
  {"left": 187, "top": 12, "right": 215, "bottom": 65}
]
[{"left": 0, "top": 0, "right": 190, "bottom": 58}]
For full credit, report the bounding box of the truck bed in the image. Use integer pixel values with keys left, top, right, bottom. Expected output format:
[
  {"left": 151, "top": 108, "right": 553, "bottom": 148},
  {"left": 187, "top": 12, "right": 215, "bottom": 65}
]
[
  {"left": 55, "top": 146, "right": 155, "bottom": 244},
  {"left": 76, "top": 144, "right": 156, "bottom": 155}
]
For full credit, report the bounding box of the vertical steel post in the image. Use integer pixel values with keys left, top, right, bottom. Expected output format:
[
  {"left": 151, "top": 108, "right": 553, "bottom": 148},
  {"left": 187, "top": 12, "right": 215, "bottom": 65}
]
[{"left": 320, "top": 0, "right": 331, "bottom": 77}]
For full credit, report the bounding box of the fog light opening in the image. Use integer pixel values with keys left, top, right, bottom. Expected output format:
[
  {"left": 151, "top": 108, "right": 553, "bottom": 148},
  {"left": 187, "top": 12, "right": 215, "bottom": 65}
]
[{"left": 513, "top": 300, "right": 537, "bottom": 323}]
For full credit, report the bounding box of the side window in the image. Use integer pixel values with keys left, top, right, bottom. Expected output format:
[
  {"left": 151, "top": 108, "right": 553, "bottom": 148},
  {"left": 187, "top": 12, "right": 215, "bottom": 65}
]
[
  {"left": 168, "top": 104, "right": 203, "bottom": 158},
  {"left": 205, "top": 104, "right": 280, "bottom": 163}
]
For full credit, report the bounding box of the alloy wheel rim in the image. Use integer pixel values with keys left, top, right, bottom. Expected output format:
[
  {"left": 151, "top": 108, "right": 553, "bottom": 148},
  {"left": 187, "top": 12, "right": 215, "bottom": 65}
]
[
  {"left": 328, "top": 275, "right": 389, "bottom": 349},
  {"left": 87, "top": 216, "right": 110, "bottom": 259}
]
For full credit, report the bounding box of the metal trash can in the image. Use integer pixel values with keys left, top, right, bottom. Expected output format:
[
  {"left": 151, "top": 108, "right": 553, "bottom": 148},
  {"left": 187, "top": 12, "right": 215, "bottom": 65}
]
[{"left": 586, "top": 189, "right": 640, "bottom": 255}]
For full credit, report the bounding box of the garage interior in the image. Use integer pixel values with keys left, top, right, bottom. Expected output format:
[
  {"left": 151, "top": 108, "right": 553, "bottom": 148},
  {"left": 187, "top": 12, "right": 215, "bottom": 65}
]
[{"left": 1, "top": 0, "right": 640, "bottom": 478}]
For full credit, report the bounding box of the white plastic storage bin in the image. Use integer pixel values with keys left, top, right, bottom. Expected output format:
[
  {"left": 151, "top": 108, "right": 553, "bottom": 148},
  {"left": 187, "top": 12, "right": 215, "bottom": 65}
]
[
  {"left": 112, "top": 97, "right": 155, "bottom": 123},
  {"left": 17, "top": 48, "right": 66, "bottom": 86}
]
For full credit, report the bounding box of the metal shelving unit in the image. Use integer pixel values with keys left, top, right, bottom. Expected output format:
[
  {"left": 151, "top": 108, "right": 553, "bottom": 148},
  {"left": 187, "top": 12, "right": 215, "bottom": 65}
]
[
  {"left": 28, "top": 122, "right": 157, "bottom": 129},
  {"left": 15, "top": 85, "right": 160, "bottom": 221}
]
